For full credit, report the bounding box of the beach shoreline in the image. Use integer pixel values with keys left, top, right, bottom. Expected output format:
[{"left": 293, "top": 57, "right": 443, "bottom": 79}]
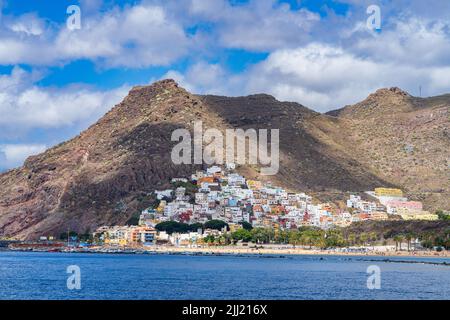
[
  {"left": 6, "top": 243, "right": 449, "bottom": 258},
  {"left": 140, "top": 245, "right": 450, "bottom": 258}
]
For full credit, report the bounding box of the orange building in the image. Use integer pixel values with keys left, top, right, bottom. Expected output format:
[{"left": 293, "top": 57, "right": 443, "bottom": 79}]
[{"left": 197, "top": 177, "right": 215, "bottom": 185}]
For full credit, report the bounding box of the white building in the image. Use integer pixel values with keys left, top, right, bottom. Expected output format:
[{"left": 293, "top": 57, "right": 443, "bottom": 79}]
[
  {"left": 228, "top": 173, "right": 246, "bottom": 186},
  {"left": 155, "top": 189, "right": 173, "bottom": 200},
  {"left": 207, "top": 166, "right": 222, "bottom": 175},
  {"left": 175, "top": 187, "right": 186, "bottom": 201}
]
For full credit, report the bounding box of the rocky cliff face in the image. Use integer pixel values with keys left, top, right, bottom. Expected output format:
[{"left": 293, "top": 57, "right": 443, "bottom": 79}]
[{"left": 0, "top": 81, "right": 448, "bottom": 239}]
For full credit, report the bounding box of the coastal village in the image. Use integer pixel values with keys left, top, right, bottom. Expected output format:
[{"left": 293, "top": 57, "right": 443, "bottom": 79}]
[{"left": 89, "top": 164, "right": 440, "bottom": 248}]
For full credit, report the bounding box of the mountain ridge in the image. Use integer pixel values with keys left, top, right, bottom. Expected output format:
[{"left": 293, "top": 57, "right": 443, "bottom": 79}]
[{"left": 0, "top": 80, "right": 448, "bottom": 240}]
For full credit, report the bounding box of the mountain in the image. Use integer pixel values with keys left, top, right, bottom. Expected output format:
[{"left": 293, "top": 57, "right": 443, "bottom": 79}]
[
  {"left": 326, "top": 87, "right": 449, "bottom": 211},
  {"left": 0, "top": 81, "right": 448, "bottom": 240}
]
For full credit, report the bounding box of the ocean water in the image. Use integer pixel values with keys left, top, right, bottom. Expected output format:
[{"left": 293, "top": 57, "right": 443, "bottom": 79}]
[{"left": 0, "top": 251, "right": 449, "bottom": 300}]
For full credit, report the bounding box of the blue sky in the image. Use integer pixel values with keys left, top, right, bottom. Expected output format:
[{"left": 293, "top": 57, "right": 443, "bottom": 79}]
[{"left": 1, "top": 0, "right": 450, "bottom": 171}]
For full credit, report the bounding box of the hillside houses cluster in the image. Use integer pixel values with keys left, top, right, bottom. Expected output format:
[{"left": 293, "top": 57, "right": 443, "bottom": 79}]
[
  {"left": 346, "top": 188, "right": 438, "bottom": 221},
  {"left": 141, "top": 165, "right": 328, "bottom": 230},
  {"left": 140, "top": 166, "right": 439, "bottom": 231},
  {"left": 93, "top": 168, "right": 438, "bottom": 247}
]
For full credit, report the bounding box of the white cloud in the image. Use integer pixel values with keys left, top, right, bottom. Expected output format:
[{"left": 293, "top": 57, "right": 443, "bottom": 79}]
[
  {"left": 0, "top": 66, "right": 128, "bottom": 134},
  {"left": 0, "top": 0, "right": 321, "bottom": 67},
  {"left": 166, "top": 43, "right": 450, "bottom": 112},
  {"left": 188, "top": 0, "right": 320, "bottom": 51},
  {"left": 242, "top": 44, "right": 450, "bottom": 110},
  {"left": 162, "top": 48, "right": 381, "bottom": 110},
  {"left": 79, "top": 0, "right": 104, "bottom": 13},
  {"left": 350, "top": 17, "right": 450, "bottom": 68},
  {"left": 163, "top": 61, "right": 240, "bottom": 96},
  {"left": 1, "top": 1, "right": 450, "bottom": 123},
  {"left": 56, "top": 5, "right": 190, "bottom": 68},
  {"left": 0, "top": 144, "right": 46, "bottom": 170},
  {"left": 0, "top": 4, "right": 190, "bottom": 68},
  {"left": 154, "top": 1, "right": 450, "bottom": 111},
  {"left": 6, "top": 13, "right": 45, "bottom": 36}
]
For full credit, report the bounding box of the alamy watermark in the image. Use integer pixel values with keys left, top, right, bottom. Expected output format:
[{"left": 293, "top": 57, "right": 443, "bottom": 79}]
[
  {"left": 171, "top": 121, "right": 279, "bottom": 175},
  {"left": 366, "top": 265, "right": 381, "bottom": 290},
  {"left": 366, "top": 5, "right": 381, "bottom": 31},
  {"left": 67, "top": 5, "right": 81, "bottom": 30},
  {"left": 67, "top": 265, "right": 81, "bottom": 290}
]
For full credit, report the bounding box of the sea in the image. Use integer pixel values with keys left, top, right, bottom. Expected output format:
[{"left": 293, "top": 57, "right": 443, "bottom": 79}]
[{"left": 0, "top": 251, "right": 449, "bottom": 300}]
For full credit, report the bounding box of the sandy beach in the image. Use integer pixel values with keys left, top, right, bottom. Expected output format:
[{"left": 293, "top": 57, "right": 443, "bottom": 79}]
[
  {"left": 141, "top": 245, "right": 450, "bottom": 258},
  {"left": 9, "top": 243, "right": 449, "bottom": 258}
]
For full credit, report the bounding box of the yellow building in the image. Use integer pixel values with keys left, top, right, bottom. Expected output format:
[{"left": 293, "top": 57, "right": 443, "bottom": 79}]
[
  {"left": 397, "top": 208, "right": 438, "bottom": 221},
  {"left": 375, "top": 188, "right": 404, "bottom": 197},
  {"left": 104, "top": 237, "right": 128, "bottom": 246},
  {"left": 334, "top": 220, "right": 352, "bottom": 228},
  {"left": 247, "top": 180, "right": 263, "bottom": 190},
  {"left": 156, "top": 200, "right": 166, "bottom": 213},
  {"left": 228, "top": 223, "right": 241, "bottom": 232},
  {"left": 103, "top": 226, "right": 156, "bottom": 246},
  {"left": 369, "top": 212, "right": 389, "bottom": 221},
  {"left": 262, "top": 218, "right": 272, "bottom": 228},
  {"left": 103, "top": 226, "right": 133, "bottom": 246}
]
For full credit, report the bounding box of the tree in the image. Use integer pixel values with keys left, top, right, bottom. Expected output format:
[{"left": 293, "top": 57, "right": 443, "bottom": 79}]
[
  {"left": 297, "top": 228, "right": 325, "bottom": 249},
  {"left": 434, "top": 236, "right": 446, "bottom": 248},
  {"left": 288, "top": 231, "right": 301, "bottom": 247},
  {"left": 360, "top": 233, "right": 369, "bottom": 246},
  {"left": 78, "top": 233, "right": 92, "bottom": 242},
  {"left": 421, "top": 239, "right": 433, "bottom": 249},
  {"left": 217, "top": 235, "right": 226, "bottom": 245},
  {"left": 204, "top": 220, "right": 229, "bottom": 231},
  {"left": 405, "top": 233, "right": 414, "bottom": 251},
  {"left": 275, "top": 230, "right": 290, "bottom": 244},
  {"left": 239, "top": 221, "right": 253, "bottom": 231},
  {"left": 265, "top": 228, "right": 275, "bottom": 243},
  {"left": 232, "top": 229, "right": 252, "bottom": 243},
  {"left": 156, "top": 221, "right": 211, "bottom": 234},
  {"left": 300, "top": 233, "right": 312, "bottom": 248},
  {"left": 436, "top": 210, "right": 450, "bottom": 221},
  {"left": 324, "top": 229, "right": 346, "bottom": 248},
  {"left": 393, "top": 235, "right": 403, "bottom": 251},
  {"left": 189, "top": 223, "right": 204, "bottom": 232},
  {"left": 365, "top": 231, "right": 378, "bottom": 250},
  {"left": 251, "top": 228, "right": 271, "bottom": 244},
  {"left": 348, "top": 233, "right": 356, "bottom": 246},
  {"left": 171, "top": 181, "right": 198, "bottom": 197},
  {"left": 369, "top": 232, "right": 378, "bottom": 244},
  {"left": 203, "top": 235, "right": 216, "bottom": 245},
  {"left": 60, "top": 231, "right": 78, "bottom": 240},
  {"left": 126, "top": 212, "right": 141, "bottom": 226},
  {"left": 155, "top": 221, "right": 189, "bottom": 234}
]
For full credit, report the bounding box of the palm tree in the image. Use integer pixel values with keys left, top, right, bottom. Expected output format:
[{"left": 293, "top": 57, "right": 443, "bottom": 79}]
[
  {"left": 369, "top": 232, "right": 378, "bottom": 244},
  {"left": 301, "top": 234, "right": 312, "bottom": 249},
  {"left": 394, "top": 235, "right": 403, "bottom": 251},
  {"left": 281, "top": 230, "right": 290, "bottom": 244},
  {"left": 289, "top": 231, "right": 299, "bottom": 248},
  {"left": 348, "top": 233, "right": 356, "bottom": 246},
  {"left": 336, "top": 233, "right": 345, "bottom": 248},
  {"left": 266, "top": 228, "right": 275, "bottom": 244},
  {"left": 203, "top": 235, "right": 213, "bottom": 246},
  {"left": 405, "top": 233, "right": 414, "bottom": 252},
  {"left": 360, "top": 233, "right": 369, "bottom": 246},
  {"left": 367, "top": 232, "right": 377, "bottom": 250}
]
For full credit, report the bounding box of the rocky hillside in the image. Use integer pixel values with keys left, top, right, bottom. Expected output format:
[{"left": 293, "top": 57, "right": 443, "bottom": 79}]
[
  {"left": 326, "top": 87, "right": 449, "bottom": 211},
  {"left": 0, "top": 81, "right": 448, "bottom": 240}
]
